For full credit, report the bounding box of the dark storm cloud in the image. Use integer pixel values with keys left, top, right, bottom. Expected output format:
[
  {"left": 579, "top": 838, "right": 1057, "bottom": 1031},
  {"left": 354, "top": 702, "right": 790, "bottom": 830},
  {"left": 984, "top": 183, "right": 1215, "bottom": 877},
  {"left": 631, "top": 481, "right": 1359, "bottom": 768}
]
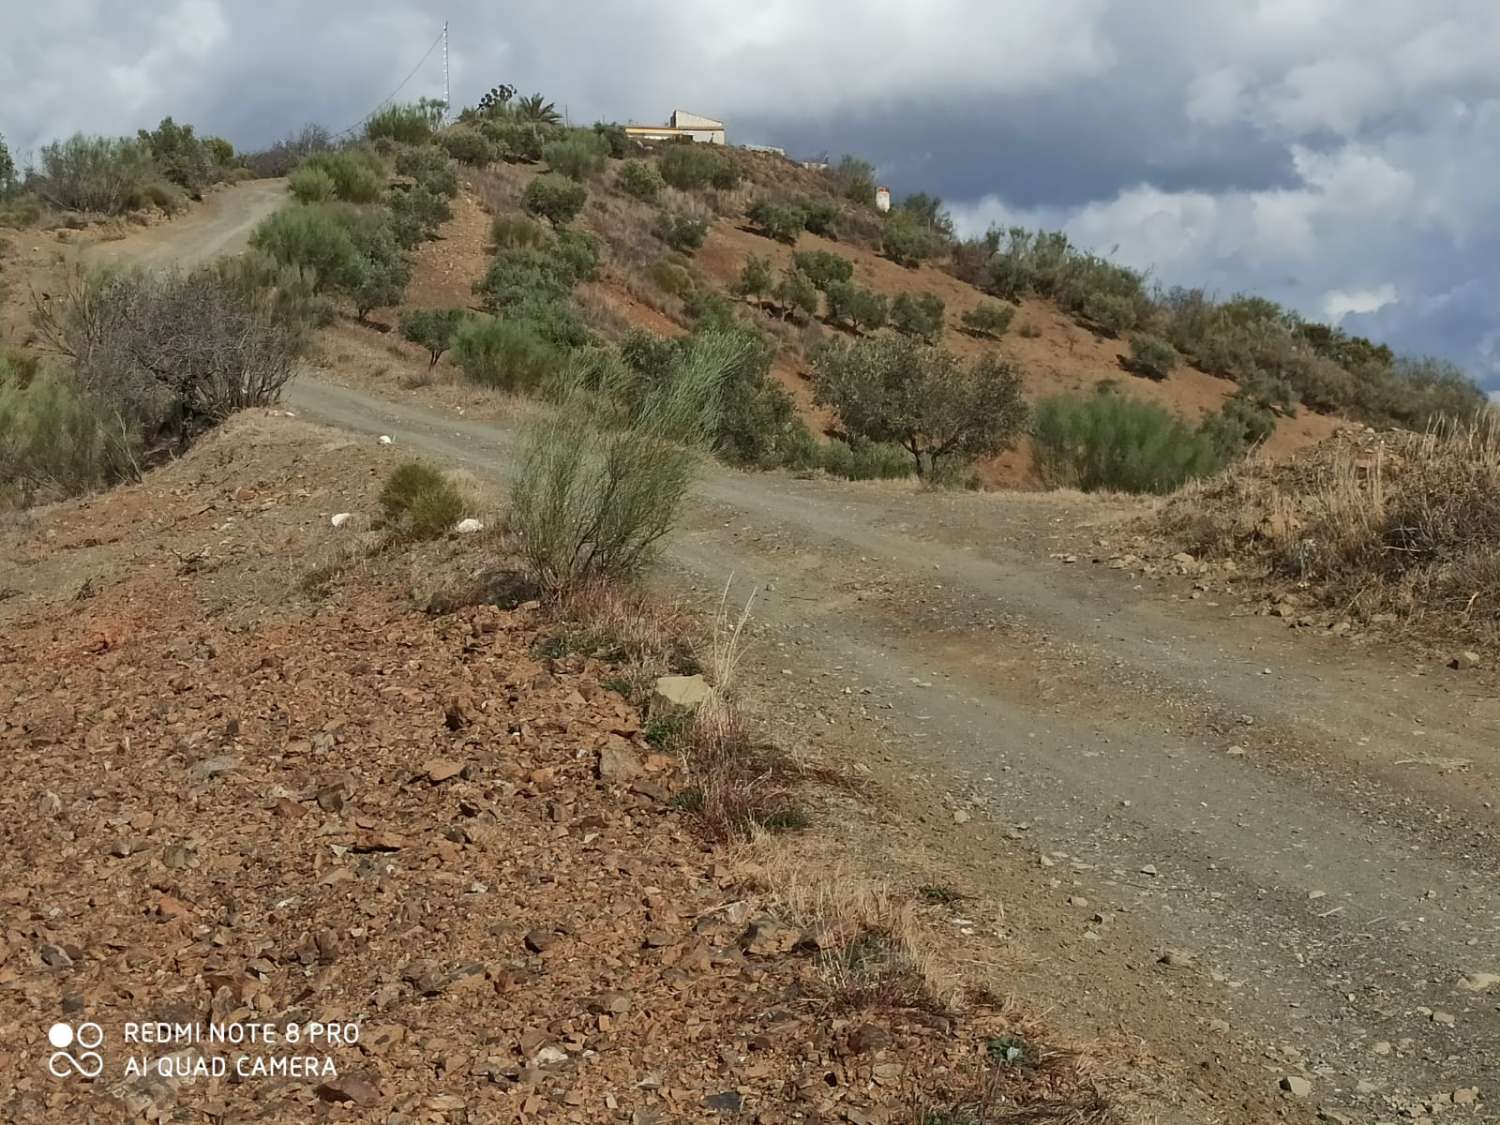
[{"left": 2, "top": 0, "right": 1496, "bottom": 388}]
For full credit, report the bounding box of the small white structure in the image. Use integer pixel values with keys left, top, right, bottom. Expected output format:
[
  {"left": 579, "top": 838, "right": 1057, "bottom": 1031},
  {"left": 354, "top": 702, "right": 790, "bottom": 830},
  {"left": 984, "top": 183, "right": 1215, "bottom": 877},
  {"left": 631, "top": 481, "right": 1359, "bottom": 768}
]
[
  {"left": 624, "top": 110, "right": 726, "bottom": 145},
  {"left": 741, "top": 143, "right": 787, "bottom": 157},
  {"left": 875, "top": 186, "right": 891, "bottom": 213}
]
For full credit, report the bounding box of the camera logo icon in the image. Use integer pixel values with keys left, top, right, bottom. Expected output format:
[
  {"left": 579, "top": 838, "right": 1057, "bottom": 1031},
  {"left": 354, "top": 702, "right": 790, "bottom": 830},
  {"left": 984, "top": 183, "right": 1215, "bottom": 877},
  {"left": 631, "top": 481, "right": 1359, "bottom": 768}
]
[{"left": 47, "top": 1022, "right": 105, "bottom": 1079}]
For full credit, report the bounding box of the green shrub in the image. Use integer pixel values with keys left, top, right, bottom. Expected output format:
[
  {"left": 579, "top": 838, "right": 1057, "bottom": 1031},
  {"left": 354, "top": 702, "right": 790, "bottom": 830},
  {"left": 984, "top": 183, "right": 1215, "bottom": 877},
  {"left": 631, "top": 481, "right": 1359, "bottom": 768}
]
[
  {"left": 1083, "top": 291, "right": 1138, "bottom": 336},
  {"left": 824, "top": 281, "right": 888, "bottom": 333},
  {"left": 1127, "top": 333, "right": 1177, "bottom": 380},
  {"left": 378, "top": 461, "right": 465, "bottom": 539},
  {"left": 543, "top": 131, "right": 609, "bottom": 181},
  {"left": 616, "top": 160, "right": 666, "bottom": 202},
  {"left": 592, "top": 122, "right": 630, "bottom": 158},
  {"left": 250, "top": 203, "right": 410, "bottom": 318},
  {"left": 659, "top": 145, "right": 739, "bottom": 191},
  {"left": 747, "top": 199, "right": 805, "bottom": 245},
  {"left": 0, "top": 366, "right": 140, "bottom": 504},
  {"left": 813, "top": 335, "right": 1027, "bottom": 477},
  {"left": 1031, "top": 392, "right": 1230, "bottom": 494},
  {"left": 1198, "top": 391, "right": 1277, "bottom": 457},
  {"left": 478, "top": 119, "right": 553, "bottom": 163},
  {"left": 813, "top": 436, "right": 913, "bottom": 480},
  {"left": 141, "top": 179, "right": 187, "bottom": 214},
  {"left": 477, "top": 245, "right": 578, "bottom": 312},
  {"left": 798, "top": 197, "right": 842, "bottom": 238},
  {"left": 523, "top": 174, "right": 587, "bottom": 226},
  {"left": 388, "top": 184, "right": 452, "bottom": 247},
  {"left": 882, "top": 212, "right": 947, "bottom": 267},
  {"left": 773, "top": 270, "right": 820, "bottom": 320},
  {"left": 0, "top": 134, "right": 15, "bottom": 198},
  {"left": 791, "top": 250, "right": 853, "bottom": 291},
  {"left": 682, "top": 289, "right": 738, "bottom": 328},
  {"left": 136, "top": 117, "right": 216, "bottom": 194},
  {"left": 394, "top": 146, "right": 459, "bottom": 196},
  {"left": 451, "top": 315, "right": 562, "bottom": 392},
  {"left": 961, "top": 302, "right": 1014, "bottom": 338},
  {"left": 399, "top": 307, "right": 468, "bottom": 366},
  {"left": 555, "top": 229, "right": 600, "bottom": 282},
  {"left": 491, "top": 214, "right": 547, "bottom": 249},
  {"left": 0, "top": 194, "right": 44, "bottom": 229},
  {"left": 829, "top": 156, "right": 877, "bottom": 207},
  {"left": 508, "top": 332, "right": 745, "bottom": 588},
  {"left": 735, "top": 256, "right": 775, "bottom": 301},
  {"left": 647, "top": 257, "right": 694, "bottom": 297},
  {"left": 208, "top": 252, "right": 335, "bottom": 346},
  {"left": 288, "top": 166, "right": 336, "bottom": 203},
  {"left": 296, "top": 150, "right": 386, "bottom": 204},
  {"left": 654, "top": 212, "right": 708, "bottom": 254},
  {"left": 366, "top": 103, "right": 441, "bottom": 146},
  {"left": 435, "top": 126, "right": 496, "bottom": 166},
  {"left": 890, "top": 292, "right": 945, "bottom": 343},
  {"left": 34, "top": 134, "right": 154, "bottom": 214}
]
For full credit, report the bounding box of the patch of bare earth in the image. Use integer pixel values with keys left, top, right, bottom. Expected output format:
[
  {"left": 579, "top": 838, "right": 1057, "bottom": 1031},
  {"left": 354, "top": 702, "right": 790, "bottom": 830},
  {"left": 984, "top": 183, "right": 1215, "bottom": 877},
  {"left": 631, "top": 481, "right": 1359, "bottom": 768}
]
[{"left": 0, "top": 413, "right": 1143, "bottom": 1123}]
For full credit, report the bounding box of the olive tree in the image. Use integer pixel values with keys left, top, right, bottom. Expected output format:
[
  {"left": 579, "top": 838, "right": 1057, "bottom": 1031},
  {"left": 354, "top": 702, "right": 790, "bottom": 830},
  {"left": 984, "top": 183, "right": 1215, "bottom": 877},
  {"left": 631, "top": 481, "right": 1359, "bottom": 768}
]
[{"left": 813, "top": 336, "right": 1027, "bottom": 477}]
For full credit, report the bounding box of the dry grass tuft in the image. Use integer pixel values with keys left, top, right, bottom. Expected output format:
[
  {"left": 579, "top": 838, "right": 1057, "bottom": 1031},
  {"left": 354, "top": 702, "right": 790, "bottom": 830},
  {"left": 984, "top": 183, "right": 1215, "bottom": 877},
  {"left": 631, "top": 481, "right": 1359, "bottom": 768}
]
[{"left": 1156, "top": 412, "right": 1500, "bottom": 649}]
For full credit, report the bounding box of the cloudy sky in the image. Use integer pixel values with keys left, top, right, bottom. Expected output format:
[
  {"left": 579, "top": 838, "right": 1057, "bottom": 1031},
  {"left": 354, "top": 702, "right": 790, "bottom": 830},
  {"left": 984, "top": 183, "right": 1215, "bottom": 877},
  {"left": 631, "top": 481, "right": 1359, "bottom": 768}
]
[{"left": 3, "top": 1, "right": 1497, "bottom": 392}]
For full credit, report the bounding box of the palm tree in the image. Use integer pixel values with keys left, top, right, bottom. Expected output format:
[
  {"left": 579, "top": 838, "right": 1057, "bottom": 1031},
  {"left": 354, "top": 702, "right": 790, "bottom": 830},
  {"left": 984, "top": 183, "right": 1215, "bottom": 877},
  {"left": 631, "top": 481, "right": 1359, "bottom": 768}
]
[{"left": 513, "top": 93, "right": 561, "bottom": 125}]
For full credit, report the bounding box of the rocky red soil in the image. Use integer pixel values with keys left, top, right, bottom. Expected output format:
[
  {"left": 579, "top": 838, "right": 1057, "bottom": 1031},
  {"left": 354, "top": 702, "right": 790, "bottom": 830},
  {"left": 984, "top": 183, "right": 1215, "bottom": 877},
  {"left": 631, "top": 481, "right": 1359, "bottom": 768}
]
[{"left": 0, "top": 414, "right": 1130, "bottom": 1123}]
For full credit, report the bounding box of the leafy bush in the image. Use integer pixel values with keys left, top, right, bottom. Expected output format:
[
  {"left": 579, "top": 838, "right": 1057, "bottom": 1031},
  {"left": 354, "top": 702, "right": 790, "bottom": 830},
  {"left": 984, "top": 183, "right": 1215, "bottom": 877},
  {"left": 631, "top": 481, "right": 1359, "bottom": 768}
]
[
  {"left": 491, "top": 214, "right": 547, "bottom": 249},
  {"left": 658, "top": 145, "right": 739, "bottom": 191},
  {"left": 136, "top": 117, "right": 217, "bottom": 194},
  {"left": 791, "top": 250, "right": 853, "bottom": 291},
  {"left": 794, "top": 197, "right": 842, "bottom": 238},
  {"left": 508, "top": 332, "right": 745, "bottom": 588},
  {"left": 616, "top": 160, "right": 666, "bottom": 202},
  {"left": 435, "top": 126, "right": 496, "bottom": 166},
  {"left": 543, "top": 131, "right": 609, "bottom": 181},
  {"left": 478, "top": 245, "right": 578, "bottom": 312},
  {"left": 813, "top": 336, "right": 1027, "bottom": 476},
  {"left": 378, "top": 461, "right": 465, "bottom": 539},
  {"left": 647, "top": 257, "right": 694, "bottom": 297},
  {"left": 0, "top": 365, "right": 140, "bottom": 504},
  {"left": 592, "top": 122, "right": 630, "bottom": 158},
  {"left": 882, "top": 212, "right": 947, "bottom": 267},
  {"left": 366, "top": 102, "right": 441, "bottom": 146},
  {"left": 0, "top": 194, "right": 44, "bottom": 229},
  {"left": 250, "top": 203, "right": 410, "bottom": 319},
  {"left": 829, "top": 155, "right": 877, "bottom": 207},
  {"left": 33, "top": 135, "right": 154, "bottom": 214},
  {"left": 33, "top": 267, "right": 303, "bottom": 457},
  {"left": 773, "top": 270, "right": 820, "bottom": 321},
  {"left": 393, "top": 146, "right": 459, "bottom": 197},
  {"left": 399, "top": 307, "right": 468, "bottom": 366},
  {"left": 890, "top": 292, "right": 945, "bottom": 343},
  {"left": 555, "top": 229, "right": 600, "bottom": 282},
  {"left": 243, "top": 124, "right": 334, "bottom": 178},
  {"left": 1083, "top": 291, "right": 1137, "bottom": 336},
  {"left": 1031, "top": 392, "right": 1230, "bottom": 494},
  {"left": 451, "top": 315, "right": 562, "bottom": 392},
  {"left": 812, "top": 436, "right": 913, "bottom": 480},
  {"left": 288, "top": 166, "right": 336, "bottom": 203},
  {"left": 747, "top": 199, "right": 805, "bottom": 245},
  {"left": 0, "top": 134, "right": 15, "bottom": 197},
  {"left": 961, "top": 302, "right": 1014, "bottom": 338},
  {"left": 896, "top": 192, "right": 955, "bottom": 237},
  {"left": 824, "top": 281, "right": 888, "bottom": 333},
  {"left": 735, "top": 256, "right": 774, "bottom": 301},
  {"left": 1127, "top": 333, "right": 1177, "bottom": 380},
  {"left": 296, "top": 150, "right": 386, "bottom": 204},
  {"left": 208, "top": 252, "right": 335, "bottom": 347},
  {"left": 389, "top": 184, "right": 452, "bottom": 247},
  {"left": 1198, "top": 390, "right": 1277, "bottom": 457},
  {"left": 523, "top": 174, "right": 587, "bottom": 226},
  {"left": 478, "top": 119, "right": 554, "bottom": 163},
  {"left": 654, "top": 212, "right": 708, "bottom": 254}
]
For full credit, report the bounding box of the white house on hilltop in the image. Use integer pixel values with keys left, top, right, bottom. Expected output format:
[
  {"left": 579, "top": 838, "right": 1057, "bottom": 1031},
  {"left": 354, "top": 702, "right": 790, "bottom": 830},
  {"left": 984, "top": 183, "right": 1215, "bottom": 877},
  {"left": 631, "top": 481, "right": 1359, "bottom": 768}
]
[{"left": 624, "top": 110, "right": 726, "bottom": 145}]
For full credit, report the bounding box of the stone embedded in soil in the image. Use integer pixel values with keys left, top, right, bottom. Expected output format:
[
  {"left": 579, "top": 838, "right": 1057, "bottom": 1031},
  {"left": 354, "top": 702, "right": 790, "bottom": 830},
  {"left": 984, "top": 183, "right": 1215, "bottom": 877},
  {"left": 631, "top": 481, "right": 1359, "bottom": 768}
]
[
  {"left": 1459, "top": 971, "right": 1499, "bottom": 992},
  {"left": 524, "top": 929, "right": 557, "bottom": 954},
  {"left": 315, "top": 1076, "right": 381, "bottom": 1106},
  {"left": 652, "top": 674, "right": 712, "bottom": 715},
  {"left": 1281, "top": 1075, "right": 1313, "bottom": 1097},
  {"left": 425, "top": 757, "right": 463, "bottom": 783},
  {"left": 598, "top": 741, "right": 644, "bottom": 782}
]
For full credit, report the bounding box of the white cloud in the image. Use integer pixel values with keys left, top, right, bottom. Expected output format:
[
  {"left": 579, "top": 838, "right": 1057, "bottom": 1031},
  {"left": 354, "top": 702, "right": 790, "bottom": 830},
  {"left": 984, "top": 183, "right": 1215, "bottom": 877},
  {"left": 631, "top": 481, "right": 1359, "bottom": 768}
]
[{"left": 1323, "top": 284, "right": 1398, "bottom": 321}]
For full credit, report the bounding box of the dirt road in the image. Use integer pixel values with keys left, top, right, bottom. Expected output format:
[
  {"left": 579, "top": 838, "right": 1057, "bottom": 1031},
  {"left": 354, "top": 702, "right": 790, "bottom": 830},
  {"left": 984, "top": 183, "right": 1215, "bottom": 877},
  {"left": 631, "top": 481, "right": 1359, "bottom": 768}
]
[{"left": 108, "top": 182, "right": 1500, "bottom": 1119}]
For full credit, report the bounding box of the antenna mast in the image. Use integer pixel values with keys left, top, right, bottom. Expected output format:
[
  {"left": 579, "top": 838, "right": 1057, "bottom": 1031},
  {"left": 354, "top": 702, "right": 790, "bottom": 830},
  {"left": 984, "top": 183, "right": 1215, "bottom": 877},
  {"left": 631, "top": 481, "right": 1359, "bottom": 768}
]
[{"left": 442, "top": 21, "right": 451, "bottom": 121}]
